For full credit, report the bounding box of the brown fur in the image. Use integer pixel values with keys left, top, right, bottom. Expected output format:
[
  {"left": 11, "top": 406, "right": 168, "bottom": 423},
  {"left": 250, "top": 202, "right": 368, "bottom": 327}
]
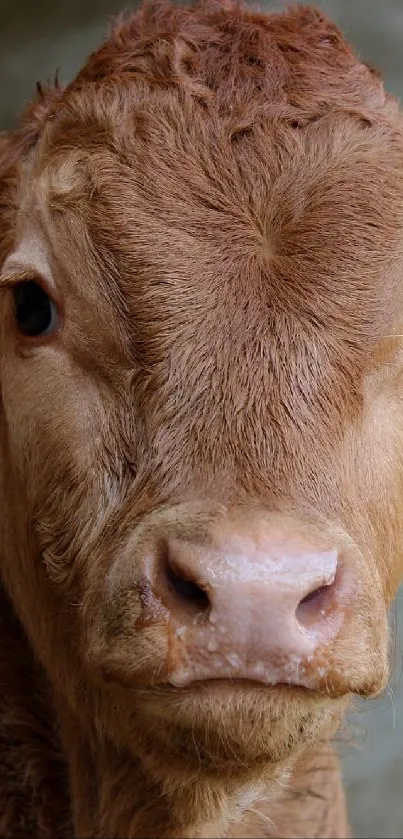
[{"left": 0, "top": 1, "right": 403, "bottom": 836}]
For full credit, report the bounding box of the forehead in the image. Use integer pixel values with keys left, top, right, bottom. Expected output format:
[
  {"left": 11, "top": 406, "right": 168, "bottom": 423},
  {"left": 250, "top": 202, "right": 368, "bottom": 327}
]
[
  {"left": 7, "top": 0, "right": 403, "bottom": 352},
  {"left": 30, "top": 93, "right": 403, "bottom": 345}
]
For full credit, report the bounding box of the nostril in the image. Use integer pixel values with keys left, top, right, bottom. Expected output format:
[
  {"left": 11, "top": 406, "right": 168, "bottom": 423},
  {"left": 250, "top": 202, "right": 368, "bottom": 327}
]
[
  {"left": 299, "top": 584, "right": 328, "bottom": 607},
  {"left": 166, "top": 563, "right": 210, "bottom": 610},
  {"left": 153, "top": 538, "right": 212, "bottom": 623},
  {"left": 296, "top": 582, "right": 336, "bottom": 629}
]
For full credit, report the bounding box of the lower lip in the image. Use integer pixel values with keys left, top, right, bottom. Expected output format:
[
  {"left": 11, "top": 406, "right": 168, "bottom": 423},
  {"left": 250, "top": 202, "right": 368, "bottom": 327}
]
[{"left": 169, "top": 678, "right": 315, "bottom": 696}]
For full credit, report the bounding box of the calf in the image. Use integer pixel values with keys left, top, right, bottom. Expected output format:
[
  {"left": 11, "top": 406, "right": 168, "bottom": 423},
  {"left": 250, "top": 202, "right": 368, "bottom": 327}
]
[{"left": 1, "top": 1, "right": 403, "bottom": 836}]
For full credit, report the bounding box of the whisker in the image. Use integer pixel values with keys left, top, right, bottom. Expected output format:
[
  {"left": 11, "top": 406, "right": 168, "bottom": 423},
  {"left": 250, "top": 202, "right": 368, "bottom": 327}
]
[{"left": 247, "top": 806, "right": 275, "bottom": 829}]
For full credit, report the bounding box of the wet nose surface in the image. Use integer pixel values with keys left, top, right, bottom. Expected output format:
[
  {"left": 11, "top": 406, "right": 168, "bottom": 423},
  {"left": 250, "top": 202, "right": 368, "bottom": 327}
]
[{"left": 150, "top": 525, "right": 347, "bottom": 690}]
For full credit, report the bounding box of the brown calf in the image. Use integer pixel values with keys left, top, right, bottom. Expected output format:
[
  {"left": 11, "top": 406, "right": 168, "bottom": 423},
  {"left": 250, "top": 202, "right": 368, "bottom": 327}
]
[{"left": 1, "top": 1, "right": 403, "bottom": 836}]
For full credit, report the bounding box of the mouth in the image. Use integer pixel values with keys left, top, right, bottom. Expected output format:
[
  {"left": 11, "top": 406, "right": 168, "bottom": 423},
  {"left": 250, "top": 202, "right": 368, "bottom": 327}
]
[
  {"left": 164, "top": 676, "right": 318, "bottom": 698},
  {"left": 138, "top": 675, "right": 342, "bottom": 731},
  {"left": 129, "top": 677, "right": 343, "bottom": 780}
]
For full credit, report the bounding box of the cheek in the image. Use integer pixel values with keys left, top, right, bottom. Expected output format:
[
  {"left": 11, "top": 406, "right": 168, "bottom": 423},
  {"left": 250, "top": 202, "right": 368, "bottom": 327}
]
[
  {"left": 1, "top": 350, "right": 101, "bottom": 485},
  {"left": 0, "top": 351, "right": 122, "bottom": 584},
  {"left": 342, "top": 382, "right": 403, "bottom": 600}
]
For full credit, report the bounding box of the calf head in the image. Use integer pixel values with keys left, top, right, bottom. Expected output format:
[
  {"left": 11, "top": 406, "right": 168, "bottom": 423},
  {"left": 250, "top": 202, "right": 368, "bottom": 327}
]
[{"left": 1, "top": 0, "right": 403, "bottom": 802}]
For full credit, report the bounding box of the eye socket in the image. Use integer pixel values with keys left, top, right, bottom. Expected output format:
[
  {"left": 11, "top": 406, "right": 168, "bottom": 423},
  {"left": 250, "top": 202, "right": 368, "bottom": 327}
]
[{"left": 12, "top": 280, "right": 60, "bottom": 338}]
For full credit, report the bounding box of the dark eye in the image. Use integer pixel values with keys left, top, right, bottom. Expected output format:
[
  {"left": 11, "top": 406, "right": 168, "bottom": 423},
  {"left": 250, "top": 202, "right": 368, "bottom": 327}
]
[{"left": 12, "top": 280, "right": 60, "bottom": 338}]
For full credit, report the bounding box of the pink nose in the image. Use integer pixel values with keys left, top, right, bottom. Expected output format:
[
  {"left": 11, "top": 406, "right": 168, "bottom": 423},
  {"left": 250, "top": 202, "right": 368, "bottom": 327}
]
[{"left": 151, "top": 525, "right": 347, "bottom": 689}]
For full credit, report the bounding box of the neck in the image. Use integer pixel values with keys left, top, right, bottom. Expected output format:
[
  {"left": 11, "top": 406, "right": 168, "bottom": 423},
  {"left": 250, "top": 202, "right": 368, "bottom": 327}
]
[
  {"left": 0, "top": 584, "right": 349, "bottom": 839},
  {"left": 0, "top": 585, "right": 71, "bottom": 837}
]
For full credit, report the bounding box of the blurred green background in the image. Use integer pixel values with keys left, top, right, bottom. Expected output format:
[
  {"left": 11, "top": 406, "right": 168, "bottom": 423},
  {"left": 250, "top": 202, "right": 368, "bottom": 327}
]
[{"left": 1, "top": 1, "right": 402, "bottom": 837}]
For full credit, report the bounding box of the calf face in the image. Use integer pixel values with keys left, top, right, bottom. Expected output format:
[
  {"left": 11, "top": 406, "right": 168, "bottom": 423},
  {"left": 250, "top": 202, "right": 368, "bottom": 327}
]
[{"left": 1, "top": 0, "right": 403, "bottom": 794}]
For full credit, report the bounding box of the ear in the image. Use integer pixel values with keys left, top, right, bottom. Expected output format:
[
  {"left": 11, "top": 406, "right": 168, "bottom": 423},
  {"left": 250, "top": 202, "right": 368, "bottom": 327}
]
[{"left": 0, "top": 82, "right": 63, "bottom": 266}]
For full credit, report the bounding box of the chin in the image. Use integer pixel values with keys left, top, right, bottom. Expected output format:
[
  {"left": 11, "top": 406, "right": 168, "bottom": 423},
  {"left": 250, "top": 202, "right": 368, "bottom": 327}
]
[{"left": 121, "top": 681, "right": 347, "bottom": 782}]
